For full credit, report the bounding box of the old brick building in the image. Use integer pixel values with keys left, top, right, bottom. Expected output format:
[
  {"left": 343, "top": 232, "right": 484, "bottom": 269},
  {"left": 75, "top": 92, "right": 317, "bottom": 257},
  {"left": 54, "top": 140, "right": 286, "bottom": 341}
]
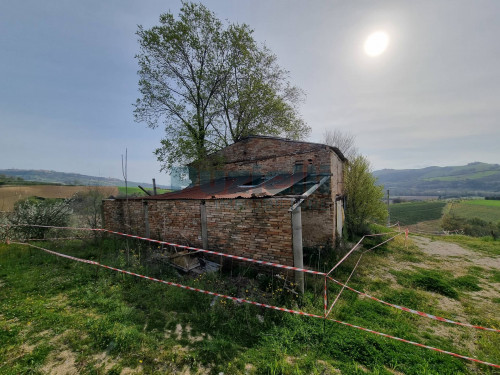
[{"left": 103, "top": 136, "right": 346, "bottom": 288}]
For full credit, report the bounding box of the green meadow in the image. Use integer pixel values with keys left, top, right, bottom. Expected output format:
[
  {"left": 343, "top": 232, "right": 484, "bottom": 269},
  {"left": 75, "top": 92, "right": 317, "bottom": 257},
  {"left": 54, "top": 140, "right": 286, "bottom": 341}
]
[{"left": 1, "top": 230, "right": 498, "bottom": 374}]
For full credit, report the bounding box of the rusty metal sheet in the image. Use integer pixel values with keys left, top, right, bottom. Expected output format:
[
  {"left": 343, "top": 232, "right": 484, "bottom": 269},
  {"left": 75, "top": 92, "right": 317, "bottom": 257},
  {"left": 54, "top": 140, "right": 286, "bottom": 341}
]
[{"left": 146, "top": 173, "right": 307, "bottom": 200}]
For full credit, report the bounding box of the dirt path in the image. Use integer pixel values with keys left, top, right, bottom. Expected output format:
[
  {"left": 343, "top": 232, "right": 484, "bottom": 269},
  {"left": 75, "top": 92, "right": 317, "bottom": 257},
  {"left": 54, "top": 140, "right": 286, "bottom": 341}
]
[{"left": 411, "top": 236, "right": 500, "bottom": 270}]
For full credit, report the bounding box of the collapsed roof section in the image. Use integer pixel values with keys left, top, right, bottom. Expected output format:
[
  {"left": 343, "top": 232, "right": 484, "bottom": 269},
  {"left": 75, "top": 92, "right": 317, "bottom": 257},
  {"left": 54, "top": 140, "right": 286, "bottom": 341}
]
[{"left": 143, "top": 172, "right": 308, "bottom": 200}]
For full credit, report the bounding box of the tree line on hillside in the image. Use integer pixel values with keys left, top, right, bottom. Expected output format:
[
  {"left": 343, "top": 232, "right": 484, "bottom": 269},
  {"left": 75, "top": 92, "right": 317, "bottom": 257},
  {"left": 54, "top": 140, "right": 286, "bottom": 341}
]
[{"left": 0, "top": 174, "right": 25, "bottom": 185}]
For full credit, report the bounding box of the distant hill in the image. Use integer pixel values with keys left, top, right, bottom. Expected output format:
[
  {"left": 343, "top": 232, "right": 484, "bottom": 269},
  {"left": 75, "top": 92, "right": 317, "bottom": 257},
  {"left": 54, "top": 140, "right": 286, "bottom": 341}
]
[
  {"left": 373, "top": 162, "right": 500, "bottom": 197},
  {"left": 0, "top": 169, "right": 179, "bottom": 190}
]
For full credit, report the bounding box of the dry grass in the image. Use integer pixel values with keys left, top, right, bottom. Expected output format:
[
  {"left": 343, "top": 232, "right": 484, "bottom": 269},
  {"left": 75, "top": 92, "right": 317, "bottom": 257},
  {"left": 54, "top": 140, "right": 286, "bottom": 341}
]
[{"left": 0, "top": 185, "right": 118, "bottom": 212}]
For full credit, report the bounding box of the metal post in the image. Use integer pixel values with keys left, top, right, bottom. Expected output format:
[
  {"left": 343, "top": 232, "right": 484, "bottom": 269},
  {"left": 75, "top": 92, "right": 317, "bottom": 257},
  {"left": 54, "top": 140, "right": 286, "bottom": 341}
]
[
  {"left": 152, "top": 178, "right": 157, "bottom": 196},
  {"left": 292, "top": 206, "right": 304, "bottom": 294}
]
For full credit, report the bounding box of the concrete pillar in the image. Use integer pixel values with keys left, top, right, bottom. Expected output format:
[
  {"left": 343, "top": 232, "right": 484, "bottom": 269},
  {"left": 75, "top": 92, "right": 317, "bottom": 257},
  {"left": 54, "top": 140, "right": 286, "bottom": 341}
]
[
  {"left": 200, "top": 201, "right": 208, "bottom": 249},
  {"left": 143, "top": 201, "right": 150, "bottom": 238},
  {"left": 292, "top": 206, "right": 304, "bottom": 294}
]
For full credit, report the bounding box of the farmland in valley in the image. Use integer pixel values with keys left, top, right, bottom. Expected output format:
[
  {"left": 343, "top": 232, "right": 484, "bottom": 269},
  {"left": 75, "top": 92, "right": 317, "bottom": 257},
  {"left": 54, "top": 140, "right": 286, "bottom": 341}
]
[
  {"left": 0, "top": 185, "right": 118, "bottom": 212},
  {"left": 389, "top": 201, "right": 447, "bottom": 226},
  {"left": 448, "top": 200, "right": 500, "bottom": 223}
]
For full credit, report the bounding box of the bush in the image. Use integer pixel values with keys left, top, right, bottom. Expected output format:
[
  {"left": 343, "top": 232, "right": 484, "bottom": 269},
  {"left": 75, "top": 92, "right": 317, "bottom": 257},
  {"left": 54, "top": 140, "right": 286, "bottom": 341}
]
[
  {"left": 441, "top": 213, "right": 500, "bottom": 238},
  {"left": 70, "top": 189, "right": 106, "bottom": 229},
  {"left": 7, "top": 197, "right": 73, "bottom": 239}
]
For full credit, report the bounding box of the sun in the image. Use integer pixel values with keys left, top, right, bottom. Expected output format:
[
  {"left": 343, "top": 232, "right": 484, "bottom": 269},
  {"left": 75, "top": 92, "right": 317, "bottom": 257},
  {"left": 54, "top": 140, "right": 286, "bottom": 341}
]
[{"left": 364, "top": 31, "right": 389, "bottom": 57}]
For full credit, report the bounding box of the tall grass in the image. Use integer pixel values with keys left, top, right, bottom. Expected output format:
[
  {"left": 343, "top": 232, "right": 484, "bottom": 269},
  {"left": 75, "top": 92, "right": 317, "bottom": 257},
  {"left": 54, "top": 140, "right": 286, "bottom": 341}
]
[{"left": 0, "top": 235, "right": 497, "bottom": 374}]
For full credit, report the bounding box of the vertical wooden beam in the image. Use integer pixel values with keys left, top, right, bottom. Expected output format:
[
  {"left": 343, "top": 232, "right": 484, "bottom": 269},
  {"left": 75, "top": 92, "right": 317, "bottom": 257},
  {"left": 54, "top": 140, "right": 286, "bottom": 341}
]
[
  {"left": 292, "top": 206, "right": 304, "bottom": 294},
  {"left": 143, "top": 201, "right": 150, "bottom": 238},
  {"left": 200, "top": 200, "right": 208, "bottom": 249}
]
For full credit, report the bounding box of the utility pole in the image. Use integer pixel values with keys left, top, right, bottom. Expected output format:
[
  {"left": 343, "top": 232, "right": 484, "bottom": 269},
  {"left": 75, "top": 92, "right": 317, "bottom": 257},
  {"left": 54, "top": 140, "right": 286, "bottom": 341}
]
[{"left": 387, "top": 189, "right": 390, "bottom": 226}]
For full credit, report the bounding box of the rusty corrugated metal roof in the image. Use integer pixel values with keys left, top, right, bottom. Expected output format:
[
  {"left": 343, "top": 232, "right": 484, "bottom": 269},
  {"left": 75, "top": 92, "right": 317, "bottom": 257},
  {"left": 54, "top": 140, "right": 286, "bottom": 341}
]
[{"left": 145, "top": 172, "right": 307, "bottom": 200}]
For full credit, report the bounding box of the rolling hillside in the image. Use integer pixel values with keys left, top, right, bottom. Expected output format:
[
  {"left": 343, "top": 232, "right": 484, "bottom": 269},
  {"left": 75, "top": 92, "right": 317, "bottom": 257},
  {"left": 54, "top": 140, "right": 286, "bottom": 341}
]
[
  {"left": 373, "top": 162, "right": 500, "bottom": 197},
  {"left": 0, "top": 169, "right": 177, "bottom": 190}
]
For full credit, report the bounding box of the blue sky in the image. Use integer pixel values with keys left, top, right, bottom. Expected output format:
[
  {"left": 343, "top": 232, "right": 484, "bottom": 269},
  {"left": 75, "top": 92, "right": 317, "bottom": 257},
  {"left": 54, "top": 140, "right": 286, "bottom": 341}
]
[{"left": 1, "top": 1, "right": 499, "bottom": 185}]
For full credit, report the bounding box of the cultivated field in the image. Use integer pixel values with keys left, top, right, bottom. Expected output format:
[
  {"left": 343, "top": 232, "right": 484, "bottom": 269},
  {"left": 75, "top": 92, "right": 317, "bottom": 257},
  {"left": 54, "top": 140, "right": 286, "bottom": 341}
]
[
  {"left": 448, "top": 200, "right": 500, "bottom": 223},
  {"left": 0, "top": 230, "right": 498, "bottom": 374},
  {"left": 0, "top": 185, "right": 119, "bottom": 212},
  {"left": 389, "top": 201, "right": 447, "bottom": 226}
]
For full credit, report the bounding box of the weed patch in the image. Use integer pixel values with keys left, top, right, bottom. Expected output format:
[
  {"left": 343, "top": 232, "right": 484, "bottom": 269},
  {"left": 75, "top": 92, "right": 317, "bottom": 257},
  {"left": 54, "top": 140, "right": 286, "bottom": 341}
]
[
  {"left": 451, "top": 275, "right": 481, "bottom": 291},
  {"left": 392, "top": 269, "right": 459, "bottom": 299},
  {"left": 0, "top": 236, "right": 496, "bottom": 374}
]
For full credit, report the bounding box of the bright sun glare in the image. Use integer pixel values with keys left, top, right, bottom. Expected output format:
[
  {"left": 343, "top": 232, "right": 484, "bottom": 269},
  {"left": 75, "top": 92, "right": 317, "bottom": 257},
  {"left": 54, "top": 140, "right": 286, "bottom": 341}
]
[{"left": 364, "top": 31, "right": 389, "bottom": 57}]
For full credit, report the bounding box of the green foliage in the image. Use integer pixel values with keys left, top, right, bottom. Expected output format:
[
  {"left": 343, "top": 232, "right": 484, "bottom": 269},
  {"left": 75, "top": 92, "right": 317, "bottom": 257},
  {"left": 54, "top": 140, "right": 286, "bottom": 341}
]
[
  {"left": 392, "top": 268, "right": 483, "bottom": 299},
  {"left": 442, "top": 213, "right": 500, "bottom": 238},
  {"left": 6, "top": 197, "right": 72, "bottom": 239},
  {"left": 344, "top": 156, "right": 387, "bottom": 238},
  {"left": 451, "top": 275, "right": 481, "bottom": 291},
  {"left": 0, "top": 174, "right": 25, "bottom": 186},
  {"left": 135, "top": 2, "right": 309, "bottom": 173},
  {"left": 389, "top": 201, "right": 446, "bottom": 225},
  {"left": 0, "top": 173, "right": 56, "bottom": 186},
  {"left": 392, "top": 269, "right": 459, "bottom": 299}
]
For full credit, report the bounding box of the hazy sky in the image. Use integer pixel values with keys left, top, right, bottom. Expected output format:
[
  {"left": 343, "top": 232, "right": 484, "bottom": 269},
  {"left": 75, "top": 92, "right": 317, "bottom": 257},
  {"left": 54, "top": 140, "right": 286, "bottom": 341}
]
[{"left": 1, "top": 1, "right": 499, "bottom": 185}]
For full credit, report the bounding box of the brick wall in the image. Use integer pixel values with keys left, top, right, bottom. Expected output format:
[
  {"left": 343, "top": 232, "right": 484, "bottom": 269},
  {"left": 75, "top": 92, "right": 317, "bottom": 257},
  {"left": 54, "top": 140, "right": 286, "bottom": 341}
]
[
  {"left": 102, "top": 199, "right": 146, "bottom": 234},
  {"left": 186, "top": 136, "right": 345, "bottom": 248},
  {"left": 102, "top": 137, "right": 346, "bottom": 267},
  {"left": 189, "top": 137, "right": 344, "bottom": 187},
  {"left": 103, "top": 197, "right": 295, "bottom": 266}
]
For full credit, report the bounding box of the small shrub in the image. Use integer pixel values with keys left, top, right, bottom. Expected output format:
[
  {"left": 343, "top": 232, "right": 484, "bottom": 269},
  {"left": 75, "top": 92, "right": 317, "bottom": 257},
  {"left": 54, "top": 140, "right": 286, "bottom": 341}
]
[
  {"left": 442, "top": 213, "right": 500, "bottom": 238},
  {"left": 7, "top": 197, "right": 73, "bottom": 239}
]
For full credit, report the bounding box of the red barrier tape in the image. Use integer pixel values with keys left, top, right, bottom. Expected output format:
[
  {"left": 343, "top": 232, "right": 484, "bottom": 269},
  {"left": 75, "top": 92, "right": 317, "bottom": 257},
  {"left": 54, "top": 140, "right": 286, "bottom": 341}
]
[
  {"left": 3, "top": 224, "right": 498, "bottom": 333},
  {"left": 5, "top": 241, "right": 499, "bottom": 369},
  {"left": 4, "top": 225, "right": 327, "bottom": 276},
  {"left": 326, "top": 233, "right": 402, "bottom": 317},
  {"left": 326, "top": 275, "right": 500, "bottom": 333},
  {"left": 326, "top": 232, "right": 399, "bottom": 276}
]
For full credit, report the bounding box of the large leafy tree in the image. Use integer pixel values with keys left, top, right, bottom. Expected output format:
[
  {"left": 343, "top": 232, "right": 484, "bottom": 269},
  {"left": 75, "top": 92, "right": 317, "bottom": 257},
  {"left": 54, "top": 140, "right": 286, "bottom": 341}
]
[
  {"left": 344, "top": 155, "right": 387, "bottom": 237},
  {"left": 215, "top": 25, "right": 308, "bottom": 145},
  {"left": 134, "top": 2, "right": 309, "bottom": 172}
]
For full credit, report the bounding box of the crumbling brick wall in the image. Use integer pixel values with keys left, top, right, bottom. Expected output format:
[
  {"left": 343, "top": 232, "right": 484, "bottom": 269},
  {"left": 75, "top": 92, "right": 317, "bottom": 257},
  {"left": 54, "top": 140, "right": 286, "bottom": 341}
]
[
  {"left": 186, "top": 136, "right": 345, "bottom": 248},
  {"left": 190, "top": 137, "right": 338, "bottom": 183},
  {"left": 103, "top": 197, "right": 295, "bottom": 266},
  {"left": 103, "top": 136, "right": 345, "bottom": 267}
]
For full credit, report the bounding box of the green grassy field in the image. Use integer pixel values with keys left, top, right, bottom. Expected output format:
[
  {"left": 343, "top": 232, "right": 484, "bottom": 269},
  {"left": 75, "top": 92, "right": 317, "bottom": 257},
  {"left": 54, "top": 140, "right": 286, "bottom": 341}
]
[
  {"left": 465, "top": 200, "right": 500, "bottom": 207},
  {"left": 389, "top": 201, "right": 447, "bottom": 226},
  {"left": 1, "top": 233, "right": 498, "bottom": 374},
  {"left": 117, "top": 186, "right": 171, "bottom": 197},
  {"left": 449, "top": 200, "right": 500, "bottom": 223}
]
